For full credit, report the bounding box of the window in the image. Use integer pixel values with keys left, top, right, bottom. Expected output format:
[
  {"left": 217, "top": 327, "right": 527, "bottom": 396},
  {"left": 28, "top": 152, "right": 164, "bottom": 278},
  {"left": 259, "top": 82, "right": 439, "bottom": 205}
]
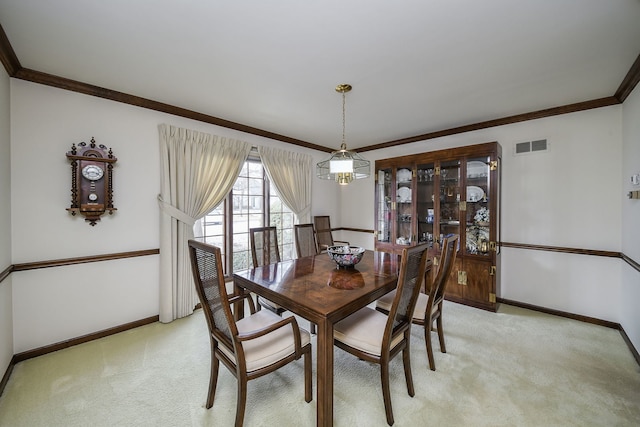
[{"left": 194, "top": 158, "right": 294, "bottom": 275}]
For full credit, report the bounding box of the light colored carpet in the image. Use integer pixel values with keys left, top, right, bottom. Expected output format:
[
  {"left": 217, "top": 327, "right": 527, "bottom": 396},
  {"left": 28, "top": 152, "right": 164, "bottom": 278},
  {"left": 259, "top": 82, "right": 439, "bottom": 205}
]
[{"left": 1, "top": 301, "right": 639, "bottom": 426}]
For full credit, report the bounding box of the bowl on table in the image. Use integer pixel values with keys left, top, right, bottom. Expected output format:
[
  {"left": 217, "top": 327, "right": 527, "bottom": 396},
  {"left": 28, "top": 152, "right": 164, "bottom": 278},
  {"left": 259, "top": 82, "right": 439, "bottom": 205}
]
[{"left": 327, "top": 246, "right": 365, "bottom": 269}]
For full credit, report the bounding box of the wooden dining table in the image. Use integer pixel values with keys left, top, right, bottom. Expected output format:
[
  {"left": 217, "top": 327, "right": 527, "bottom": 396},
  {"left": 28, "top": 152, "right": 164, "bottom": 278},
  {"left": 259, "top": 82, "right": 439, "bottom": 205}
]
[{"left": 232, "top": 249, "right": 400, "bottom": 427}]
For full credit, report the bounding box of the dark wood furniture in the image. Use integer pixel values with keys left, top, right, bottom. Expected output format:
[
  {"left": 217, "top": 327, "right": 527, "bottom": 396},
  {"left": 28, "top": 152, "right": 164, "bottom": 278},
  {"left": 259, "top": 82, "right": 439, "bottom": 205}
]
[
  {"left": 249, "top": 226, "right": 281, "bottom": 267},
  {"left": 294, "top": 223, "right": 319, "bottom": 258},
  {"left": 333, "top": 244, "right": 431, "bottom": 426},
  {"left": 233, "top": 250, "right": 408, "bottom": 427},
  {"left": 65, "top": 137, "right": 117, "bottom": 226},
  {"left": 249, "top": 226, "right": 286, "bottom": 316},
  {"left": 377, "top": 234, "right": 459, "bottom": 371},
  {"left": 313, "top": 215, "right": 349, "bottom": 253},
  {"left": 374, "top": 142, "right": 501, "bottom": 311},
  {"left": 293, "top": 223, "right": 320, "bottom": 334},
  {"left": 188, "top": 240, "right": 312, "bottom": 427}
]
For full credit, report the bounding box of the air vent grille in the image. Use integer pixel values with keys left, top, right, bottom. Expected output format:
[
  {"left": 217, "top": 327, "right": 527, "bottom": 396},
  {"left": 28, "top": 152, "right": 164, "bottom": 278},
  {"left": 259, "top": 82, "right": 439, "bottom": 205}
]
[
  {"left": 515, "top": 141, "right": 530, "bottom": 154},
  {"left": 514, "top": 139, "right": 548, "bottom": 156},
  {"left": 531, "top": 139, "right": 547, "bottom": 151}
]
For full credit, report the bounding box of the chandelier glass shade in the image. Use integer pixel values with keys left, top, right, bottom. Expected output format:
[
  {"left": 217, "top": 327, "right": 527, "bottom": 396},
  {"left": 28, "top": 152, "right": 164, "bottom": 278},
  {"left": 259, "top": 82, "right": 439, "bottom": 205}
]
[
  {"left": 316, "top": 84, "right": 370, "bottom": 185},
  {"left": 316, "top": 142, "right": 371, "bottom": 185}
]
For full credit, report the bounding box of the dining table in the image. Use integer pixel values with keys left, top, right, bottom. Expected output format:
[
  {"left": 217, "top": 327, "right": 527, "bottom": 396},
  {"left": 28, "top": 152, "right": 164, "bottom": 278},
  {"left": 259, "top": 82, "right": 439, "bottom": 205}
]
[{"left": 232, "top": 249, "right": 400, "bottom": 427}]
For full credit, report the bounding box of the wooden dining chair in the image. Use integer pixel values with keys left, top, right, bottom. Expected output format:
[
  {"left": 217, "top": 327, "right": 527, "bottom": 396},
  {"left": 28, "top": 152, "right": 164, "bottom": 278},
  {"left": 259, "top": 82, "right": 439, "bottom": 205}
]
[
  {"left": 249, "top": 226, "right": 281, "bottom": 267},
  {"left": 313, "top": 215, "right": 349, "bottom": 253},
  {"left": 294, "top": 223, "right": 318, "bottom": 258},
  {"left": 333, "top": 243, "right": 430, "bottom": 426},
  {"left": 376, "top": 235, "right": 459, "bottom": 371},
  {"left": 188, "top": 240, "right": 312, "bottom": 427},
  {"left": 292, "top": 223, "right": 319, "bottom": 334},
  {"left": 249, "top": 226, "right": 287, "bottom": 316}
]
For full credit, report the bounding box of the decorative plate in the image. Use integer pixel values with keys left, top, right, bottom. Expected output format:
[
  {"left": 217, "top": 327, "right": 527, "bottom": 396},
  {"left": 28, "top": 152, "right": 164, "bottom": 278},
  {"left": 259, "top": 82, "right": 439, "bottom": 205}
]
[
  {"left": 396, "top": 168, "right": 412, "bottom": 183},
  {"left": 467, "top": 161, "right": 488, "bottom": 178},
  {"left": 397, "top": 187, "right": 411, "bottom": 202},
  {"left": 466, "top": 185, "right": 485, "bottom": 202}
]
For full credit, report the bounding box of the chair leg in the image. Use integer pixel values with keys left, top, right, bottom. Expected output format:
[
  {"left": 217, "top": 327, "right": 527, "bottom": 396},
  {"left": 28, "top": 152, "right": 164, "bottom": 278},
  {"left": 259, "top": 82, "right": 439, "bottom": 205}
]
[
  {"left": 206, "top": 354, "right": 220, "bottom": 408},
  {"left": 380, "top": 362, "right": 394, "bottom": 426},
  {"left": 235, "top": 378, "right": 248, "bottom": 427},
  {"left": 425, "top": 321, "right": 436, "bottom": 371},
  {"left": 436, "top": 315, "right": 446, "bottom": 353},
  {"left": 402, "top": 339, "right": 415, "bottom": 397},
  {"left": 304, "top": 348, "right": 312, "bottom": 403}
]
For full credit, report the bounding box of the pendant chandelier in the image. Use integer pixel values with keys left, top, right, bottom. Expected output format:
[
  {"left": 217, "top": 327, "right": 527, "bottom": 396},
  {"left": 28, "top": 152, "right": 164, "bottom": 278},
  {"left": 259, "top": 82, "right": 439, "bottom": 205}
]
[{"left": 316, "top": 84, "right": 370, "bottom": 185}]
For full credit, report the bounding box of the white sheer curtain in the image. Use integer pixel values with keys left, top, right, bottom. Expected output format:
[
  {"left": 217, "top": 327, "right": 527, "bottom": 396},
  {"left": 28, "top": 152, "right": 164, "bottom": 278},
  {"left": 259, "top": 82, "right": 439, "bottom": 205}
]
[
  {"left": 258, "top": 146, "right": 312, "bottom": 223},
  {"left": 158, "top": 124, "right": 251, "bottom": 322}
]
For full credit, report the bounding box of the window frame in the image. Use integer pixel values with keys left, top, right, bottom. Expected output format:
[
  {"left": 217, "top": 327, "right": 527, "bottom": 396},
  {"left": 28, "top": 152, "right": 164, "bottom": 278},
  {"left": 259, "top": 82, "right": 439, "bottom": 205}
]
[{"left": 195, "top": 156, "right": 294, "bottom": 275}]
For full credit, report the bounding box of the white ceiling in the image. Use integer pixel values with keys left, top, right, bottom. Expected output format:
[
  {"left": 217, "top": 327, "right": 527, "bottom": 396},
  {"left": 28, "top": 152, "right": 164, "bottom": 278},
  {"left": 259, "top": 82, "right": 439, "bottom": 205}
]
[{"left": 1, "top": 0, "right": 639, "bottom": 151}]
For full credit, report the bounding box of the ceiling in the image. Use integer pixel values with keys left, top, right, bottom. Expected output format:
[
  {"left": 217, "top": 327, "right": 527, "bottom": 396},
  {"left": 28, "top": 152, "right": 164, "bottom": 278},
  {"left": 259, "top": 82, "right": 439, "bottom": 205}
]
[{"left": 1, "top": 0, "right": 640, "bottom": 152}]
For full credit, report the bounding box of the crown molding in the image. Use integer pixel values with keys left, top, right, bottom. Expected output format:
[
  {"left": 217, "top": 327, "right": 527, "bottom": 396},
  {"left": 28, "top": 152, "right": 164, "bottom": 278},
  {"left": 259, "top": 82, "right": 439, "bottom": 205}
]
[{"left": 1, "top": 23, "right": 639, "bottom": 154}]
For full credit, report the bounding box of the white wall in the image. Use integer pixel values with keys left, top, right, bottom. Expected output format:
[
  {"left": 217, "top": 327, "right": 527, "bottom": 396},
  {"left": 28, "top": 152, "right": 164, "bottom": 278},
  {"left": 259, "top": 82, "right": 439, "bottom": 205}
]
[
  {"left": 9, "top": 79, "right": 340, "bottom": 353},
  {"left": 621, "top": 84, "right": 640, "bottom": 351},
  {"left": 0, "top": 62, "right": 13, "bottom": 376},
  {"left": 341, "top": 106, "right": 623, "bottom": 322}
]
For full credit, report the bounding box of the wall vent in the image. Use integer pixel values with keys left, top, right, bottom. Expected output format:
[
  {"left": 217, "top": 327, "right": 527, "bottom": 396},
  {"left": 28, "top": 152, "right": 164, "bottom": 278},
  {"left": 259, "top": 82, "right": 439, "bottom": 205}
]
[{"left": 514, "top": 139, "right": 548, "bottom": 156}]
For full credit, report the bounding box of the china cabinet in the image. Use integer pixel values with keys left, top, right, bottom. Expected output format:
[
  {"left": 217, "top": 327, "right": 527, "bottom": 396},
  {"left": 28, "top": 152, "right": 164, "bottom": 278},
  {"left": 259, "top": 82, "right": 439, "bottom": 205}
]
[{"left": 374, "top": 142, "right": 501, "bottom": 311}]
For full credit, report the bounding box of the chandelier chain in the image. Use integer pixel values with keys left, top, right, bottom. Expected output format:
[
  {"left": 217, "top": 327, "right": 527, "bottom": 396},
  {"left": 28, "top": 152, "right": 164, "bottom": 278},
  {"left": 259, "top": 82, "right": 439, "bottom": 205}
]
[{"left": 342, "top": 91, "right": 346, "bottom": 147}]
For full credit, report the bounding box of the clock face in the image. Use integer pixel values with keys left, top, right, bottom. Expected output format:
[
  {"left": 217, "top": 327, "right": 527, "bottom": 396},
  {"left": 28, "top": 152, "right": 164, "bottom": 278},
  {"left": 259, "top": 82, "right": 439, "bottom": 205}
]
[{"left": 82, "top": 164, "right": 104, "bottom": 181}]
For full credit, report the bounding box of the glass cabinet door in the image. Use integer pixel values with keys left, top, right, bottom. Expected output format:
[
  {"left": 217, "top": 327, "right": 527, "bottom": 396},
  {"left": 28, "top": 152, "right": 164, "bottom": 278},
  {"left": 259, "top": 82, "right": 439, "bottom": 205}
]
[
  {"left": 416, "top": 162, "right": 436, "bottom": 248},
  {"left": 376, "top": 168, "right": 392, "bottom": 243},
  {"left": 395, "top": 166, "right": 414, "bottom": 246},
  {"left": 465, "top": 156, "right": 491, "bottom": 255},
  {"left": 438, "top": 160, "right": 461, "bottom": 245}
]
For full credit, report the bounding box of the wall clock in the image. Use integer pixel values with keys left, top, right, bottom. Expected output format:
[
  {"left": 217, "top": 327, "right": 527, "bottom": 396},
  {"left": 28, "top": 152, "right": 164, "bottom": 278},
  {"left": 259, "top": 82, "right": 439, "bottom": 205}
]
[{"left": 66, "top": 137, "right": 117, "bottom": 226}]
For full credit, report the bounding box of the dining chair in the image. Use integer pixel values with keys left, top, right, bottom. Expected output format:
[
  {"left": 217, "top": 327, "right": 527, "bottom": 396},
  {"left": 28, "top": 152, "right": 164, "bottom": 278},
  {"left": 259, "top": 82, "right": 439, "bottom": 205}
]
[
  {"left": 333, "top": 243, "right": 430, "bottom": 426},
  {"left": 313, "top": 215, "right": 349, "bottom": 253},
  {"left": 376, "top": 234, "right": 459, "bottom": 371},
  {"left": 188, "top": 240, "right": 312, "bottom": 427},
  {"left": 292, "top": 223, "right": 319, "bottom": 334},
  {"left": 294, "top": 223, "right": 318, "bottom": 258},
  {"left": 249, "top": 226, "right": 287, "bottom": 316}
]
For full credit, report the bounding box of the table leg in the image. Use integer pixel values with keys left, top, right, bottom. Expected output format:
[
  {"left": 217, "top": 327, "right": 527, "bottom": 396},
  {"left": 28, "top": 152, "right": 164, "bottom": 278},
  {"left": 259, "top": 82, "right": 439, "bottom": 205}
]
[{"left": 316, "top": 318, "right": 333, "bottom": 427}]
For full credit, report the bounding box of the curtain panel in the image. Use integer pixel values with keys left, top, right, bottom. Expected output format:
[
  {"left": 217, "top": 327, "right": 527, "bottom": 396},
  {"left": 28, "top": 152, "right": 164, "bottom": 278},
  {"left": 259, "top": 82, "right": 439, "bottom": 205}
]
[
  {"left": 158, "top": 124, "right": 251, "bottom": 322},
  {"left": 258, "top": 146, "right": 312, "bottom": 224}
]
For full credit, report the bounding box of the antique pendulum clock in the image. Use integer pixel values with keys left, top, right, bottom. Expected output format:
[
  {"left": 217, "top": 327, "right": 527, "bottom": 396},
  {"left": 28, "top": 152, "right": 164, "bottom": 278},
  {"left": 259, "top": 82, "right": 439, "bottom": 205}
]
[{"left": 66, "top": 137, "right": 117, "bottom": 226}]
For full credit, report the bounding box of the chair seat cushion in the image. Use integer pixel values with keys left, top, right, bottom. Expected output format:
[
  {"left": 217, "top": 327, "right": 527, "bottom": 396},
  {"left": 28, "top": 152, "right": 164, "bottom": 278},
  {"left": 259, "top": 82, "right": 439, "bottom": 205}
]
[
  {"left": 219, "top": 310, "right": 310, "bottom": 372},
  {"left": 375, "top": 290, "right": 395, "bottom": 313},
  {"left": 334, "top": 307, "right": 404, "bottom": 356},
  {"left": 378, "top": 291, "right": 444, "bottom": 325},
  {"left": 377, "top": 290, "right": 428, "bottom": 321},
  {"left": 258, "top": 296, "right": 284, "bottom": 311}
]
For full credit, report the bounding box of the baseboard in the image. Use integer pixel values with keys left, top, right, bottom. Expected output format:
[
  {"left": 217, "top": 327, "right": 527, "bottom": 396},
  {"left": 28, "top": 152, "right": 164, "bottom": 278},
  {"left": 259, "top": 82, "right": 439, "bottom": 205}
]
[
  {"left": 498, "top": 297, "right": 639, "bottom": 367},
  {"left": 0, "top": 355, "right": 16, "bottom": 399},
  {"left": 13, "top": 315, "right": 159, "bottom": 363}
]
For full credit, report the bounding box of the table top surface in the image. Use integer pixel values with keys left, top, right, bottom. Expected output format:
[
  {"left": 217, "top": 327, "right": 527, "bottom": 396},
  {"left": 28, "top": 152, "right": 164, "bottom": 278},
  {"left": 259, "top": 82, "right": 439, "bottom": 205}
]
[{"left": 233, "top": 250, "right": 399, "bottom": 322}]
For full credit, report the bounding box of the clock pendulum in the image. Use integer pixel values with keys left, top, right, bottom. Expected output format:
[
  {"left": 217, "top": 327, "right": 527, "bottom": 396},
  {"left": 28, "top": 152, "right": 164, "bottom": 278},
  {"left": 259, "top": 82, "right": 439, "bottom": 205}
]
[{"left": 88, "top": 181, "right": 98, "bottom": 202}]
